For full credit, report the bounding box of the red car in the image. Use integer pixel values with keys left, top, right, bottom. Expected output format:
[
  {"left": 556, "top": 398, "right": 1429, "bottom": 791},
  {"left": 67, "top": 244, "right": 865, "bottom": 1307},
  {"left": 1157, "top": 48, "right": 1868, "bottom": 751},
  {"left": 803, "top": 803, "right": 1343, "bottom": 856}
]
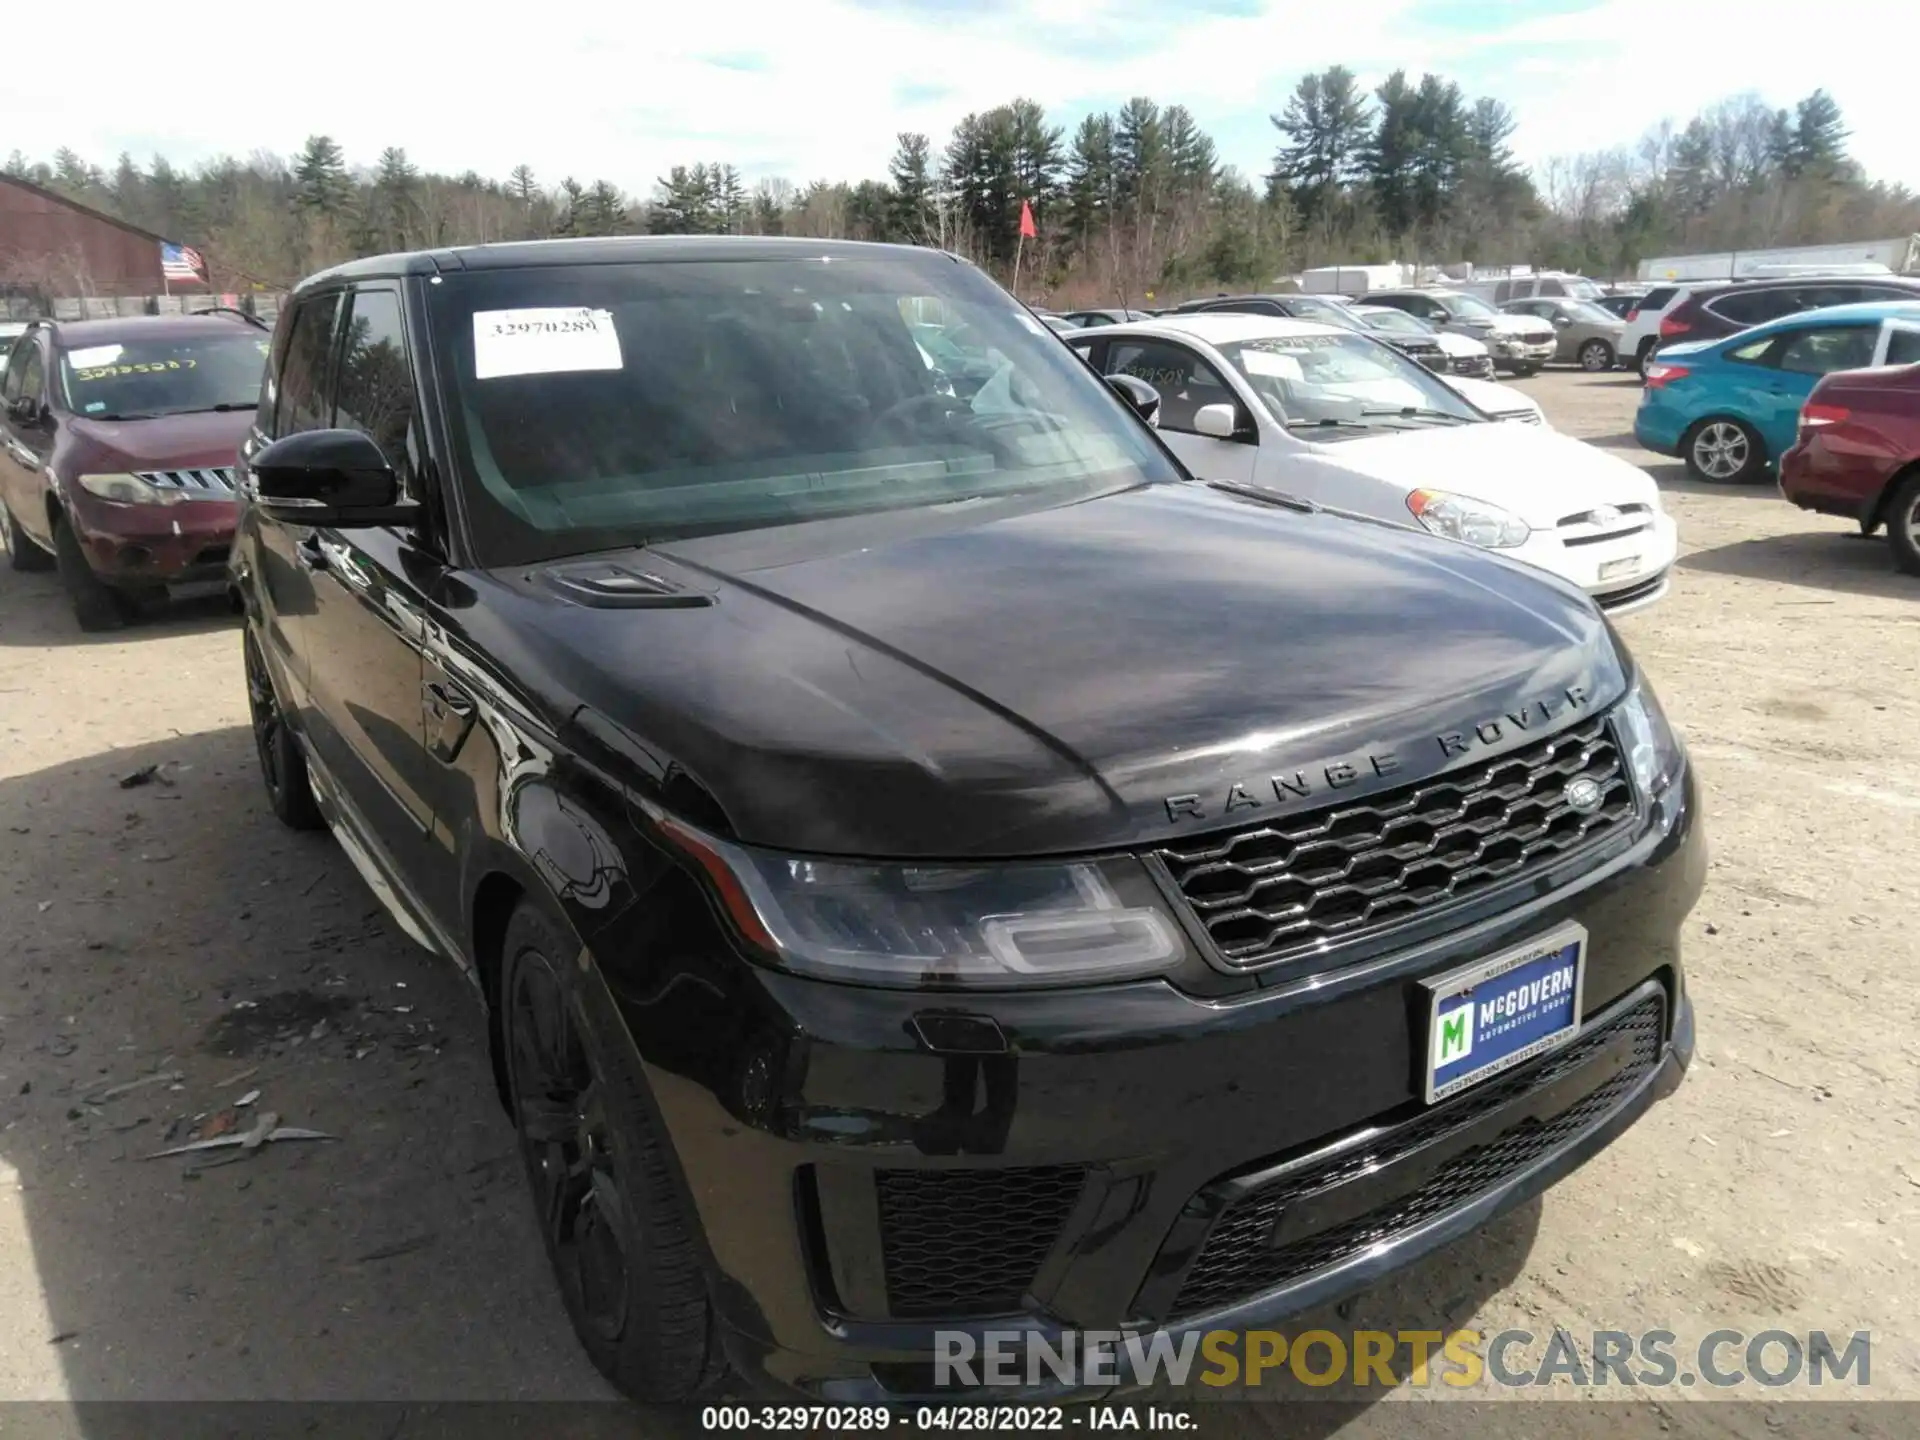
[
  {"left": 1781, "top": 357, "right": 1920, "bottom": 576},
  {"left": 0, "top": 312, "right": 268, "bottom": 629}
]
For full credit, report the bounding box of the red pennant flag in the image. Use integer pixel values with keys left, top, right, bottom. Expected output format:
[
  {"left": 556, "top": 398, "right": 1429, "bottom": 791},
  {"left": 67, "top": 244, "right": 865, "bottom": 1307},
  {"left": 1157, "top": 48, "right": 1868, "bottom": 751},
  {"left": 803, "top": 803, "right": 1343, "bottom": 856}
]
[{"left": 1018, "top": 199, "right": 1037, "bottom": 239}]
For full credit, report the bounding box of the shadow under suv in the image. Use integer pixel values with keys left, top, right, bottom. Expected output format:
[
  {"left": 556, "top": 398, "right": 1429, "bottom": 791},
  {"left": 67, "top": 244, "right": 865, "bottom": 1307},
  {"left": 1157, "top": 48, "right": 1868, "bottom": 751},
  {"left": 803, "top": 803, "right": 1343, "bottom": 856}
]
[
  {"left": 230, "top": 235, "right": 1702, "bottom": 1404},
  {"left": 0, "top": 311, "right": 269, "bottom": 629}
]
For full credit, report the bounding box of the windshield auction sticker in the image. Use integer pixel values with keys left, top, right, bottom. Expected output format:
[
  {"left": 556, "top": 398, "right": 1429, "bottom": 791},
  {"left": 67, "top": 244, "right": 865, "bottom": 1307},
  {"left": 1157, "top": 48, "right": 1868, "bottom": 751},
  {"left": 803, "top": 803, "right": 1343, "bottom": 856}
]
[{"left": 473, "top": 307, "right": 623, "bottom": 380}]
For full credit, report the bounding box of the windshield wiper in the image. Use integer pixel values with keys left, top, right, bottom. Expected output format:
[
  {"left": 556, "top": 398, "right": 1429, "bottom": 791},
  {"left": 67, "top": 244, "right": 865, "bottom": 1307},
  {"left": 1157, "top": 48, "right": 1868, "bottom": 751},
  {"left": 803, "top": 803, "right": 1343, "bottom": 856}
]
[
  {"left": 171, "top": 403, "right": 255, "bottom": 414},
  {"left": 91, "top": 412, "right": 161, "bottom": 421},
  {"left": 1204, "top": 479, "right": 1319, "bottom": 514},
  {"left": 1360, "top": 406, "right": 1472, "bottom": 424},
  {"left": 1283, "top": 417, "right": 1375, "bottom": 431}
]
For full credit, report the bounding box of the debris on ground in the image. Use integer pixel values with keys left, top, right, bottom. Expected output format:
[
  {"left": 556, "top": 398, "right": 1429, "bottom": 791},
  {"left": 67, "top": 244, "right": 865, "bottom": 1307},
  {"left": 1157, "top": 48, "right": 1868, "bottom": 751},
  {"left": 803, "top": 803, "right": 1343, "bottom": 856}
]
[
  {"left": 145, "top": 1108, "right": 336, "bottom": 1160},
  {"left": 235, "top": 1089, "right": 261, "bottom": 1108},
  {"left": 83, "top": 1069, "right": 184, "bottom": 1105},
  {"left": 355, "top": 1233, "right": 435, "bottom": 1264},
  {"left": 117, "top": 764, "right": 176, "bottom": 790}
]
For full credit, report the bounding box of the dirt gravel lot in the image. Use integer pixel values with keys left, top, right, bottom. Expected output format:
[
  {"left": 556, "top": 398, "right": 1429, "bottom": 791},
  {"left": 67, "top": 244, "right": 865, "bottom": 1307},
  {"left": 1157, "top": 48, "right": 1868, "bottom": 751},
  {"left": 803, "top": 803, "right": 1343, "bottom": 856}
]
[{"left": 0, "top": 370, "right": 1914, "bottom": 1435}]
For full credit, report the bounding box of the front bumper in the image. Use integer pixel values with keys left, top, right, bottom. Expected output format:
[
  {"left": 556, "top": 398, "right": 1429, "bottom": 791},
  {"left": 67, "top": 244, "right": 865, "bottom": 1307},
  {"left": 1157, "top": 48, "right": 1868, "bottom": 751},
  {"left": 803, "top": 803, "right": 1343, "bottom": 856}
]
[
  {"left": 1449, "top": 354, "right": 1495, "bottom": 379},
  {"left": 67, "top": 494, "right": 237, "bottom": 585},
  {"left": 1490, "top": 337, "right": 1556, "bottom": 368},
  {"left": 606, "top": 767, "right": 1705, "bottom": 1401},
  {"left": 1509, "top": 510, "right": 1679, "bottom": 612}
]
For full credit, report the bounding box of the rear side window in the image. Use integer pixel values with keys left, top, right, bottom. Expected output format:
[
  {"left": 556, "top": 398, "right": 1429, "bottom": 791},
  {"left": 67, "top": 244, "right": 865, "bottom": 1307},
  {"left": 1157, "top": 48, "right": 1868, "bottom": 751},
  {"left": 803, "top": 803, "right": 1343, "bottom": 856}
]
[
  {"left": 274, "top": 292, "right": 343, "bottom": 436},
  {"left": 1885, "top": 329, "right": 1920, "bottom": 366},
  {"left": 1104, "top": 339, "right": 1238, "bottom": 434},
  {"left": 1540, "top": 279, "right": 1566, "bottom": 297},
  {"left": 1774, "top": 325, "right": 1877, "bottom": 376},
  {"left": 332, "top": 289, "right": 418, "bottom": 478},
  {"left": 1710, "top": 289, "right": 1803, "bottom": 327},
  {"left": 1639, "top": 287, "right": 1677, "bottom": 313}
]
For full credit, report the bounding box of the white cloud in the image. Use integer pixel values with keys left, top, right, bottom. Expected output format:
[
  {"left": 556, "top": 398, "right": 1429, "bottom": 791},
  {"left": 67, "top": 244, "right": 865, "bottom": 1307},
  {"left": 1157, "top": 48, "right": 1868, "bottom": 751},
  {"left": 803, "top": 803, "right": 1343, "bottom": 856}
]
[{"left": 9, "top": 0, "right": 1916, "bottom": 198}]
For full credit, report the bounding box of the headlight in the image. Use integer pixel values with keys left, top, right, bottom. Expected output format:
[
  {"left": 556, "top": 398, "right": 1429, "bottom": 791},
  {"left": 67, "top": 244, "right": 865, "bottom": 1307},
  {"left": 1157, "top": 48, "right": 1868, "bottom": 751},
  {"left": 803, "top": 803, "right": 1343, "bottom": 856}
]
[
  {"left": 1407, "top": 488, "right": 1531, "bottom": 548},
  {"left": 650, "top": 811, "right": 1185, "bottom": 988},
  {"left": 76, "top": 472, "right": 186, "bottom": 506},
  {"left": 1614, "top": 671, "right": 1685, "bottom": 801}
]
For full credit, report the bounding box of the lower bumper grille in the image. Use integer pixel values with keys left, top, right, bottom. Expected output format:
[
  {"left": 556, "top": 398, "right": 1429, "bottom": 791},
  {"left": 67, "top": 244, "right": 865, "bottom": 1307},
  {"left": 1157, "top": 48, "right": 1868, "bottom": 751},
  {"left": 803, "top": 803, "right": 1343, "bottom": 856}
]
[
  {"left": 1595, "top": 572, "right": 1668, "bottom": 610},
  {"left": 877, "top": 1165, "right": 1086, "bottom": 1319},
  {"left": 1157, "top": 713, "right": 1634, "bottom": 968},
  {"left": 1163, "top": 991, "right": 1666, "bottom": 1319}
]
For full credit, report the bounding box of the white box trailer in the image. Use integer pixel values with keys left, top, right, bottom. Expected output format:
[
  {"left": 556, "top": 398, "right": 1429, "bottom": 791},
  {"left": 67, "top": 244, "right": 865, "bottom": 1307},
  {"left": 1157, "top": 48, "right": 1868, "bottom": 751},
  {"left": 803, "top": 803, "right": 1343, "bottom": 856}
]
[
  {"left": 1636, "top": 235, "right": 1920, "bottom": 282},
  {"left": 1296, "top": 264, "right": 1409, "bottom": 296}
]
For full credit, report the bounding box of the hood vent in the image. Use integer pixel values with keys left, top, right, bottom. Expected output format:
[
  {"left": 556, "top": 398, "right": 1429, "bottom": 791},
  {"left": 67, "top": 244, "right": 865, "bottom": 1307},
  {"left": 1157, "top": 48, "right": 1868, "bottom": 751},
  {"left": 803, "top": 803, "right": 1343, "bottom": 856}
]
[{"left": 537, "top": 562, "right": 715, "bottom": 609}]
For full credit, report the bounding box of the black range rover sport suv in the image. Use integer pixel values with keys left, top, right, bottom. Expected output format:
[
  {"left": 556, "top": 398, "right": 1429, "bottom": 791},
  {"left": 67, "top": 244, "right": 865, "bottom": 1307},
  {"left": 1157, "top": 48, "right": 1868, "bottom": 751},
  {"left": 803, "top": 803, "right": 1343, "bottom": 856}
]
[{"left": 231, "top": 236, "right": 1703, "bottom": 1404}]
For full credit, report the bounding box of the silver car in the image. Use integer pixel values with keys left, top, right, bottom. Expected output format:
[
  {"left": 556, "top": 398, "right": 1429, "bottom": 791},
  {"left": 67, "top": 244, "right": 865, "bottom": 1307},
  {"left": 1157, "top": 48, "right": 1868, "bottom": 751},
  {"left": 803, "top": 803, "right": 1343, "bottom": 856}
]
[{"left": 1503, "top": 297, "right": 1628, "bottom": 371}]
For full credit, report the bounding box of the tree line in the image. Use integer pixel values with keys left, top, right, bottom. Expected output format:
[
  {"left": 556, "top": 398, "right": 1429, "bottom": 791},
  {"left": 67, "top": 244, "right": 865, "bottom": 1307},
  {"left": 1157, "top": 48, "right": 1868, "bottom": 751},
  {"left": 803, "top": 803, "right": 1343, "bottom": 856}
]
[{"left": 5, "top": 78, "right": 1916, "bottom": 307}]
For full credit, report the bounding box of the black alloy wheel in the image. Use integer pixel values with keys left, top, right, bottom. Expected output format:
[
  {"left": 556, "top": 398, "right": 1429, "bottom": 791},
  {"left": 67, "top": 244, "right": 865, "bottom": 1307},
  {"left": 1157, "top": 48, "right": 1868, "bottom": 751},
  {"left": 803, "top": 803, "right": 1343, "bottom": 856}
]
[
  {"left": 245, "top": 632, "right": 324, "bottom": 829},
  {"left": 1887, "top": 470, "right": 1920, "bottom": 577},
  {"left": 499, "top": 902, "right": 726, "bottom": 1401}
]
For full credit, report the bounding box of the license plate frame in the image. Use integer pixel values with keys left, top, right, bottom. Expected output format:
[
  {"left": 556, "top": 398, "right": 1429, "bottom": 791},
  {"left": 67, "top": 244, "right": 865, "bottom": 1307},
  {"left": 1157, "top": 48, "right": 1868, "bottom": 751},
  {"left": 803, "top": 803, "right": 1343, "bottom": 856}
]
[
  {"left": 1421, "top": 922, "right": 1587, "bottom": 1104},
  {"left": 1598, "top": 556, "right": 1641, "bottom": 582}
]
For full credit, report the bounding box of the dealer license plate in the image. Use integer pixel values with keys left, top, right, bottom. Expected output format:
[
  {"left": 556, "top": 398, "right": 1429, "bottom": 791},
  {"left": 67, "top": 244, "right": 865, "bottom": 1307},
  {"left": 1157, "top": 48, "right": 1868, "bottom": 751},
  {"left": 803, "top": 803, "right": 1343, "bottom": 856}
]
[
  {"left": 1598, "top": 556, "right": 1641, "bottom": 582},
  {"left": 1422, "top": 923, "right": 1586, "bottom": 1104}
]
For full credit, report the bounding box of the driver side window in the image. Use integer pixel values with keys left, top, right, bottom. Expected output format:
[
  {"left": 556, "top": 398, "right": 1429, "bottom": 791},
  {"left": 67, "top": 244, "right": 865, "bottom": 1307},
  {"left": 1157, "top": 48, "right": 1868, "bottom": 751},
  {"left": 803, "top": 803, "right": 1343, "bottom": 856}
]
[
  {"left": 1103, "top": 340, "right": 1239, "bottom": 435},
  {"left": 1775, "top": 325, "right": 1877, "bottom": 377}
]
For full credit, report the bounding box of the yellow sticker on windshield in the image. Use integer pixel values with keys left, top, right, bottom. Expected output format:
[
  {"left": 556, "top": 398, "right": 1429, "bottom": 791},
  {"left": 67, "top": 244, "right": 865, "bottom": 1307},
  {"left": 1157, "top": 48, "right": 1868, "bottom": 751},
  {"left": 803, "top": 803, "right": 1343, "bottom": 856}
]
[{"left": 72, "top": 358, "right": 198, "bottom": 382}]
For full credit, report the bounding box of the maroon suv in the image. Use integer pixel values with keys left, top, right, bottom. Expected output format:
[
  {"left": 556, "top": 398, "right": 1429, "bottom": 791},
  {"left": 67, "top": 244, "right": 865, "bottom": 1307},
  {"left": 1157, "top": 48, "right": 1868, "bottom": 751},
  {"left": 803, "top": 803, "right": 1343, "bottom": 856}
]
[{"left": 0, "top": 312, "right": 267, "bottom": 630}]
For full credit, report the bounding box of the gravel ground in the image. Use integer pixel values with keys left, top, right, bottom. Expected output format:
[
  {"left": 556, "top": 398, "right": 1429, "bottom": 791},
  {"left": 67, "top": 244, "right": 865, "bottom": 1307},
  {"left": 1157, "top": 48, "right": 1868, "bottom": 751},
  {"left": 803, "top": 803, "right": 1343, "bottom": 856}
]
[{"left": 0, "top": 369, "right": 1914, "bottom": 1435}]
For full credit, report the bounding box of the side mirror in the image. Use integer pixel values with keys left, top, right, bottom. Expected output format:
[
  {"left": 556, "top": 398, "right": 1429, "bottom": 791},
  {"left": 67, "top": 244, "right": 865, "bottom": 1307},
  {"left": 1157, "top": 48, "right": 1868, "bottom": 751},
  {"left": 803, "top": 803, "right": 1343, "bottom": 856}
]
[
  {"left": 1193, "top": 402, "right": 1253, "bottom": 442},
  {"left": 1553, "top": 315, "right": 1572, "bottom": 328},
  {"left": 249, "top": 428, "right": 415, "bottom": 528},
  {"left": 1106, "top": 373, "right": 1162, "bottom": 427}
]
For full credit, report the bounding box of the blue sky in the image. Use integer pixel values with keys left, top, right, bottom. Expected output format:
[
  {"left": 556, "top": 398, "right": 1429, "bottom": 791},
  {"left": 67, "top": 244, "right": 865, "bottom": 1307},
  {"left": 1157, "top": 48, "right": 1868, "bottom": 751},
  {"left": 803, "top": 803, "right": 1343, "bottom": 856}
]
[{"left": 12, "top": 0, "right": 1916, "bottom": 202}]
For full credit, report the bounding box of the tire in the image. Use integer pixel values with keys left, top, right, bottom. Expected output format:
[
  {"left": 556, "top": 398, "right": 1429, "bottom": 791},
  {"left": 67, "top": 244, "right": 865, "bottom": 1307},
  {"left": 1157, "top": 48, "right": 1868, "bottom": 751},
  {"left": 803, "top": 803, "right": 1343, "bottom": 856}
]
[
  {"left": 1578, "top": 340, "right": 1615, "bottom": 372},
  {"left": 1636, "top": 340, "right": 1659, "bottom": 377},
  {"left": 1515, "top": 364, "right": 1540, "bottom": 378},
  {"left": 1887, "top": 470, "right": 1920, "bottom": 577},
  {"left": 1683, "top": 417, "right": 1767, "bottom": 485},
  {"left": 51, "top": 512, "right": 128, "bottom": 631},
  {"left": 244, "top": 631, "right": 325, "bottom": 830},
  {"left": 499, "top": 901, "right": 727, "bottom": 1402},
  {"left": 2, "top": 501, "right": 54, "bottom": 571}
]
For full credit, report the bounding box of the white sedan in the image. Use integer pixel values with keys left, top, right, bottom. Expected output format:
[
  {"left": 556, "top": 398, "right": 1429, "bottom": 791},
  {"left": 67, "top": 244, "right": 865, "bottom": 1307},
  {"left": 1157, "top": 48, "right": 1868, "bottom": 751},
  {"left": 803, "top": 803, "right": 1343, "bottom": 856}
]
[{"left": 1066, "top": 313, "right": 1674, "bottom": 613}]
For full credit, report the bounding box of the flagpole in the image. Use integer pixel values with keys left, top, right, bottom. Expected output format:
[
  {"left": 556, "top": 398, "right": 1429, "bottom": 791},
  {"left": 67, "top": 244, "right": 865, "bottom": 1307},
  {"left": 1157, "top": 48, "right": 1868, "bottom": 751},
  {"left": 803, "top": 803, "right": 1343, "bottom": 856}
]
[{"left": 1012, "top": 232, "right": 1025, "bottom": 303}]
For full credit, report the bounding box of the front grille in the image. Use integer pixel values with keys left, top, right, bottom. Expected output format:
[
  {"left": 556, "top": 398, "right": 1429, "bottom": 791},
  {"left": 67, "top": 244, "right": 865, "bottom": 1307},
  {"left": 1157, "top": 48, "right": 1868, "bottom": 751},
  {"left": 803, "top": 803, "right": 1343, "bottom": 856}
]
[
  {"left": 1451, "top": 356, "right": 1493, "bottom": 377},
  {"left": 1157, "top": 714, "right": 1633, "bottom": 968},
  {"left": 1165, "top": 991, "right": 1665, "bottom": 1318},
  {"left": 136, "top": 467, "right": 237, "bottom": 494},
  {"left": 1595, "top": 572, "right": 1669, "bottom": 611},
  {"left": 1557, "top": 501, "right": 1654, "bottom": 547},
  {"left": 877, "top": 1166, "right": 1086, "bottom": 1319}
]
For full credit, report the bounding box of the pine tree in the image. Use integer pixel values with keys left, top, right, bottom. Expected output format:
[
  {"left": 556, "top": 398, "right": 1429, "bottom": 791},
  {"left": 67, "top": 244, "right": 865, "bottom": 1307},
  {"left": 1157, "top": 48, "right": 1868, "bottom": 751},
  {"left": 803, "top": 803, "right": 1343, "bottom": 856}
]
[
  {"left": 1065, "top": 113, "right": 1116, "bottom": 249},
  {"left": 293, "top": 136, "right": 353, "bottom": 216},
  {"left": 887, "top": 132, "right": 936, "bottom": 243},
  {"left": 1365, "top": 71, "right": 1421, "bottom": 239},
  {"left": 1270, "top": 66, "right": 1370, "bottom": 228},
  {"left": 1788, "top": 90, "right": 1849, "bottom": 177}
]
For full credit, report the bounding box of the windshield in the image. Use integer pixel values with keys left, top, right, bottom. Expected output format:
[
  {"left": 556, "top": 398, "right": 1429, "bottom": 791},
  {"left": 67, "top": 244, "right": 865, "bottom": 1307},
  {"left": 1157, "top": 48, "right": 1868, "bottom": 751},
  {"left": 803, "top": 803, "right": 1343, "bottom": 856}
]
[
  {"left": 430, "top": 256, "right": 1180, "bottom": 565},
  {"left": 57, "top": 330, "right": 268, "bottom": 420},
  {"left": 1274, "top": 297, "right": 1361, "bottom": 332},
  {"left": 1443, "top": 293, "right": 1501, "bottom": 320},
  {"left": 1356, "top": 308, "right": 1432, "bottom": 337},
  {"left": 1216, "top": 332, "right": 1482, "bottom": 431}
]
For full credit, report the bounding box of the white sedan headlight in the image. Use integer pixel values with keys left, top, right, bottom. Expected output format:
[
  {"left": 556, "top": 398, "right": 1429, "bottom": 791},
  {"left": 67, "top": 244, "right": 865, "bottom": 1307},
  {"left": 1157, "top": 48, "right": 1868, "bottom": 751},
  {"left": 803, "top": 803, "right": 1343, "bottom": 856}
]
[
  {"left": 1407, "top": 488, "right": 1531, "bottom": 548},
  {"left": 75, "top": 472, "right": 187, "bottom": 507}
]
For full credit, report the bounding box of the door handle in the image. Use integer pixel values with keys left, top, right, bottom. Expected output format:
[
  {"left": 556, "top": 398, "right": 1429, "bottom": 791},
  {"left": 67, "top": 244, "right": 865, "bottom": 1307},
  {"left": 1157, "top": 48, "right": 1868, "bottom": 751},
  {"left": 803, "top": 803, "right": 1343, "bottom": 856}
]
[
  {"left": 296, "top": 536, "right": 328, "bottom": 570},
  {"left": 424, "top": 679, "right": 477, "bottom": 763}
]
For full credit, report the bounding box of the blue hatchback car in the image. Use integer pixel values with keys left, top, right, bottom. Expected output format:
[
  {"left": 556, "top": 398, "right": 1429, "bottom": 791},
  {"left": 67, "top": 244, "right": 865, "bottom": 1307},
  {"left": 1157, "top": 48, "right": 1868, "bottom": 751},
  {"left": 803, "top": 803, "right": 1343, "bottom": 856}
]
[{"left": 1635, "top": 300, "right": 1920, "bottom": 483}]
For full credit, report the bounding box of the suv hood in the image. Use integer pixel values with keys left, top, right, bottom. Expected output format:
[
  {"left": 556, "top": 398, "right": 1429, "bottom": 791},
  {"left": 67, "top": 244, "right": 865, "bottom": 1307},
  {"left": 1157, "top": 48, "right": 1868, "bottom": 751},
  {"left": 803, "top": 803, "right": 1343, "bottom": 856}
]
[
  {"left": 496, "top": 482, "right": 1628, "bottom": 859},
  {"left": 1305, "top": 419, "right": 1661, "bottom": 526},
  {"left": 65, "top": 411, "right": 252, "bottom": 472}
]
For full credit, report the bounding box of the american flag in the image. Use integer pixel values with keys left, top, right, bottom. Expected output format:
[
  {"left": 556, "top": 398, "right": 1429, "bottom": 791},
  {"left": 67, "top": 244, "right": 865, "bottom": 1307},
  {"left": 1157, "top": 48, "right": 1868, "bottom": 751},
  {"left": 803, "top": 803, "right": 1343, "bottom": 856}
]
[{"left": 159, "top": 243, "right": 206, "bottom": 282}]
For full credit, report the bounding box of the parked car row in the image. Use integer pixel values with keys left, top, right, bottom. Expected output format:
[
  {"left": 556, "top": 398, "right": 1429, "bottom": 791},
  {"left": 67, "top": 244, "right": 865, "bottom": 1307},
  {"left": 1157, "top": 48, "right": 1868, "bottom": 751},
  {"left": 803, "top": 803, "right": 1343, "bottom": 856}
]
[
  {"left": 1622, "top": 273, "right": 1920, "bottom": 375},
  {"left": 1631, "top": 298, "right": 1920, "bottom": 573}
]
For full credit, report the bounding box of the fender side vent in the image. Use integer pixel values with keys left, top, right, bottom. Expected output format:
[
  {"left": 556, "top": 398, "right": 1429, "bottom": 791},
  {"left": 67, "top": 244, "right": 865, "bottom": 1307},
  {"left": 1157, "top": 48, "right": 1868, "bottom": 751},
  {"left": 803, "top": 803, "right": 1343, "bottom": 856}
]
[{"left": 538, "top": 564, "right": 715, "bottom": 609}]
